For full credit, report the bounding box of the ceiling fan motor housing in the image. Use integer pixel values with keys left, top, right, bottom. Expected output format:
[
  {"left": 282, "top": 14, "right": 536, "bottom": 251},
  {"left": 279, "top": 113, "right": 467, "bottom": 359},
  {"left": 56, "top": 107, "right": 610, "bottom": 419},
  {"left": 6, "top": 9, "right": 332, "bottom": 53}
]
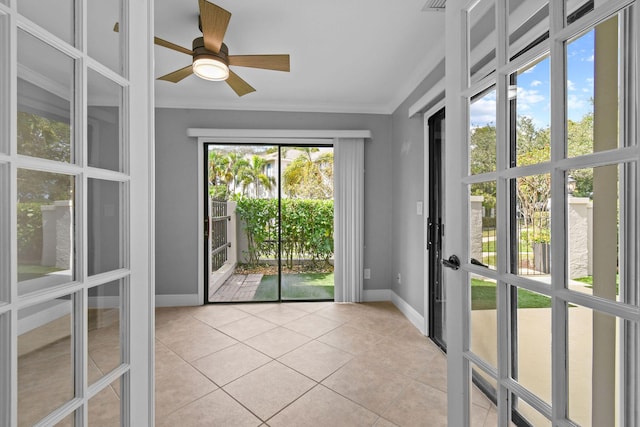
[{"left": 192, "top": 37, "right": 229, "bottom": 65}]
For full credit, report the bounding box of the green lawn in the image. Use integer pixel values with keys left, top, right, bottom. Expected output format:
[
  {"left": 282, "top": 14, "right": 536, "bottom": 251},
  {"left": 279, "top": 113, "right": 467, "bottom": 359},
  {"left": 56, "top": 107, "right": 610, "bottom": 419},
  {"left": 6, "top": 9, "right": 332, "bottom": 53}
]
[
  {"left": 471, "top": 278, "right": 551, "bottom": 310},
  {"left": 18, "top": 264, "right": 63, "bottom": 282},
  {"left": 253, "top": 273, "right": 334, "bottom": 300}
]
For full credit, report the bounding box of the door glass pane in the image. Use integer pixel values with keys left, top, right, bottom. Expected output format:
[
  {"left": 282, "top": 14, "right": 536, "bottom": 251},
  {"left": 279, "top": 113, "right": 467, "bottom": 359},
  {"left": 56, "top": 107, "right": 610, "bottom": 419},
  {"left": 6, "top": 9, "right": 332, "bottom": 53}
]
[
  {"left": 515, "top": 397, "right": 552, "bottom": 426},
  {"left": 512, "top": 173, "right": 551, "bottom": 283},
  {"left": 0, "top": 163, "right": 7, "bottom": 302},
  {"left": 468, "top": 1, "right": 496, "bottom": 85},
  {"left": 89, "top": 378, "right": 122, "bottom": 425},
  {"left": 567, "top": 13, "right": 624, "bottom": 158},
  {"left": 88, "top": 179, "right": 123, "bottom": 276},
  {"left": 567, "top": 163, "right": 636, "bottom": 306},
  {"left": 55, "top": 412, "right": 75, "bottom": 426},
  {"left": 470, "top": 274, "right": 497, "bottom": 368},
  {"left": 18, "top": 0, "right": 75, "bottom": 45},
  {"left": 88, "top": 1, "right": 123, "bottom": 75},
  {"left": 17, "top": 30, "right": 74, "bottom": 163},
  {"left": 17, "top": 169, "right": 75, "bottom": 295},
  {"left": 18, "top": 295, "right": 75, "bottom": 425},
  {"left": 207, "top": 145, "right": 279, "bottom": 302},
  {"left": 510, "top": 55, "right": 551, "bottom": 167},
  {"left": 88, "top": 70, "right": 124, "bottom": 172},
  {"left": 281, "top": 146, "right": 334, "bottom": 301},
  {"left": 470, "top": 89, "right": 497, "bottom": 174},
  {"left": 470, "top": 182, "right": 497, "bottom": 270},
  {"left": 89, "top": 280, "right": 122, "bottom": 383},
  {"left": 513, "top": 286, "right": 551, "bottom": 403},
  {"left": 0, "top": 12, "right": 7, "bottom": 155},
  {"left": 471, "top": 362, "right": 498, "bottom": 405},
  {"left": 567, "top": 307, "right": 621, "bottom": 426},
  {"left": 508, "top": 0, "right": 549, "bottom": 59}
]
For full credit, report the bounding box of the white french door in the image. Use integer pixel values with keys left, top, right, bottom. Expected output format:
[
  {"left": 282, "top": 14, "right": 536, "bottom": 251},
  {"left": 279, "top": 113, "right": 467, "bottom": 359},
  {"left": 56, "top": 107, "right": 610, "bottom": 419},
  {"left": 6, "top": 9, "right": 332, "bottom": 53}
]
[
  {"left": 0, "top": 0, "right": 154, "bottom": 425},
  {"left": 444, "top": 0, "right": 639, "bottom": 425}
]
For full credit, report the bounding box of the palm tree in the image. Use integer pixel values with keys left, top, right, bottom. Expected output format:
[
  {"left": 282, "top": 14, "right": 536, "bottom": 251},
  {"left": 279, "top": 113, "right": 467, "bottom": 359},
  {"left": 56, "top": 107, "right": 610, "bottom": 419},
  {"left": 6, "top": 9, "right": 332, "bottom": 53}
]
[
  {"left": 208, "top": 150, "right": 230, "bottom": 200},
  {"left": 224, "top": 152, "right": 249, "bottom": 195},
  {"left": 239, "top": 155, "right": 275, "bottom": 198}
]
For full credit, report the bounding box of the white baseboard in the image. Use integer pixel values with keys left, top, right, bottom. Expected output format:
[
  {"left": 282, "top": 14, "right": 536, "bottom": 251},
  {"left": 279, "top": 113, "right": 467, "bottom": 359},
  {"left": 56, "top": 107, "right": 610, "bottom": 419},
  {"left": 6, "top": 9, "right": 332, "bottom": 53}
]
[
  {"left": 155, "top": 294, "right": 201, "bottom": 307},
  {"left": 390, "top": 290, "right": 426, "bottom": 334},
  {"left": 362, "top": 289, "right": 391, "bottom": 301},
  {"left": 88, "top": 296, "right": 121, "bottom": 309},
  {"left": 18, "top": 299, "right": 72, "bottom": 336}
]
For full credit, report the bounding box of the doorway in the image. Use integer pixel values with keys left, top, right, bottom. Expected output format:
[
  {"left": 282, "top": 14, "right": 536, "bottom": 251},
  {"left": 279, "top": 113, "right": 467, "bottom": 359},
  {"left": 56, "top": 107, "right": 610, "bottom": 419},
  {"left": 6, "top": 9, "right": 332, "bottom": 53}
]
[
  {"left": 204, "top": 144, "right": 335, "bottom": 303},
  {"left": 427, "top": 108, "right": 446, "bottom": 350}
]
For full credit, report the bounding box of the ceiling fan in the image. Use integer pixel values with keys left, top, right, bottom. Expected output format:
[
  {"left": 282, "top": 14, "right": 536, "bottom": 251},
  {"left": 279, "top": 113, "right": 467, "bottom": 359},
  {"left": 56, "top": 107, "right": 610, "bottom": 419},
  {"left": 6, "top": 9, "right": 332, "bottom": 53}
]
[{"left": 149, "top": 0, "right": 290, "bottom": 96}]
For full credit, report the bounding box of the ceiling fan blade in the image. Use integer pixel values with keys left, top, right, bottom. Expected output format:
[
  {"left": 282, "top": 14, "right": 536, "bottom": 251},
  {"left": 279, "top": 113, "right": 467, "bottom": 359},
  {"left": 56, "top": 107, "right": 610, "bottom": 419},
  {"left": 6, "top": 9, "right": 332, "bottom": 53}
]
[
  {"left": 158, "top": 65, "right": 194, "bottom": 83},
  {"left": 226, "top": 70, "right": 256, "bottom": 97},
  {"left": 199, "top": 0, "right": 231, "bottom": 53},
  {"left": 228, "top": 55, "right": 290, "bottom": 72},
  {"left": 154, "top": 37, "right": 193, "bottom": 55}
]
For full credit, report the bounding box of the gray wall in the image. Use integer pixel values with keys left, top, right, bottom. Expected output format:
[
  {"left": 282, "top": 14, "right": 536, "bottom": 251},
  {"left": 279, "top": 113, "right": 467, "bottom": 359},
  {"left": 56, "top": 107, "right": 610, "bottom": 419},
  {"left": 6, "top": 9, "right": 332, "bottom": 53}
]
[
  {"left": 390, "top": 60, "right": 445, "bottom": 315},
  {"left": 155, "top": 108, "right": 393, "bottom": 297}
]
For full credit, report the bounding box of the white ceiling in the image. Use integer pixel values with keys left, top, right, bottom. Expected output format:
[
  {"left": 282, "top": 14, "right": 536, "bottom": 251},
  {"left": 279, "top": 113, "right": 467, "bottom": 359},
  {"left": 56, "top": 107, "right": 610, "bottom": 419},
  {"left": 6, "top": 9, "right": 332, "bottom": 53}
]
[{"left": 154, "top": 0, "right": 446, "bottom": 114}]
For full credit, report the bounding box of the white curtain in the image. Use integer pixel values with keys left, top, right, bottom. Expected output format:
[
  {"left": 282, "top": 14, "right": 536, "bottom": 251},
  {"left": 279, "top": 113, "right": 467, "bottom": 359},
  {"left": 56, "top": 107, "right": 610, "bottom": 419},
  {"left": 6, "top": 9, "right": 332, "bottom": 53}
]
[{"left": 333, "top": 138, "right": 365, "bottom": 302}]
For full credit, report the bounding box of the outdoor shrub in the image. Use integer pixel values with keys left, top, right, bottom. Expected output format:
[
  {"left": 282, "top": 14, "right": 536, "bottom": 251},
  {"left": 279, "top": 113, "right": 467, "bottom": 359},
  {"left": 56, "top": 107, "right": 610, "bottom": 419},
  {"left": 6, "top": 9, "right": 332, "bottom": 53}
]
[{"left": 235, "top": 197, "right": 334, "bottom": 268}]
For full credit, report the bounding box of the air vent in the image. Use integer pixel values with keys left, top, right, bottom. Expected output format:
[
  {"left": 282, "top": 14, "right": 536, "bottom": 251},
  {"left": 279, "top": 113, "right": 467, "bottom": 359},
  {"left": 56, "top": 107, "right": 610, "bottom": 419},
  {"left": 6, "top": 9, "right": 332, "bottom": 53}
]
[{"left": 422, "top": 0, "right": 446, "bottom": 12}]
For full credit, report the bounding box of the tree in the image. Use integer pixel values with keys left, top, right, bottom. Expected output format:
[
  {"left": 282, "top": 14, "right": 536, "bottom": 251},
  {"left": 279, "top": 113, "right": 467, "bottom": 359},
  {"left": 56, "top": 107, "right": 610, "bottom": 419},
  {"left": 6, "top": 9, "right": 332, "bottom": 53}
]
[
  {"left": 17, "top": 112, "right": 74, "bottom": 202},
  {"left": 225, "top": 152, "right": 249, "bottom": 195},
  {"left": 207, "top": 150, "right": 229, "bottom": 200},
  {"left": 470, "top": 124, "right": 497, "bottom": 213},
  {"left": 239, "top": 155, "right": 275, "bottom": 198},
  {"left": 283, "top": 149, "right": 333, "bottom": 199},
  {"left": 567, "top": 112, "right": 594, "bottom": 197}
]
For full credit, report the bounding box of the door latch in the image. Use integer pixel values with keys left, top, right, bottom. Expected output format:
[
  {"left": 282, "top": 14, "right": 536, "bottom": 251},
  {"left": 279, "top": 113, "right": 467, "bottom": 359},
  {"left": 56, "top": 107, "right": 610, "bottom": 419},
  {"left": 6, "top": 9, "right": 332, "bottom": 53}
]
[{"left": 442, "top": 254, "right": 460, "bottom": 270}]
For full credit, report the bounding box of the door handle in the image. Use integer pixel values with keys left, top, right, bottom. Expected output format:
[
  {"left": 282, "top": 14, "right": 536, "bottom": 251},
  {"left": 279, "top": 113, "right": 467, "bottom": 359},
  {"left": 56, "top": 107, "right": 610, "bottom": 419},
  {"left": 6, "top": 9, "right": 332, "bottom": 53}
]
[
  {"left": 442, "top": 255, "right": 460, "bottom": 270},
  {"left": 470, "top": 258, "right": 489, "bottom": 268}
]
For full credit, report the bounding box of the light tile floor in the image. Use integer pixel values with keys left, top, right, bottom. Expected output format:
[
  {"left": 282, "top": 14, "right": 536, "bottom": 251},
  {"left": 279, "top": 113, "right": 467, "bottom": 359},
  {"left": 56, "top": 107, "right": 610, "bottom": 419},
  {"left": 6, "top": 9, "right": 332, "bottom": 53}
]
[{"left": 155, "top": 301, "right": 499, "bottom": 426}]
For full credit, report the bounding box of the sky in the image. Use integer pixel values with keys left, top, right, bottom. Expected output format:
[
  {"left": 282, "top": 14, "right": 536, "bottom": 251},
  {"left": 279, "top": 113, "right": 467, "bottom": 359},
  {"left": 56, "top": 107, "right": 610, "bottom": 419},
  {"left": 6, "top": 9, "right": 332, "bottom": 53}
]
[{"left": 470, "top": 29, "right": 596, "bottom": 129}]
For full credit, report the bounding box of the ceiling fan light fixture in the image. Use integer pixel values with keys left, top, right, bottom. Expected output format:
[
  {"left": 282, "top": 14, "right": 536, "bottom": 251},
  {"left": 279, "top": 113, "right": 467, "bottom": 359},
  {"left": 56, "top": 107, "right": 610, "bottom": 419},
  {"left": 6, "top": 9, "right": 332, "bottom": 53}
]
[{"left": 193, "top": 56, "right": 229, "bottom": 81}]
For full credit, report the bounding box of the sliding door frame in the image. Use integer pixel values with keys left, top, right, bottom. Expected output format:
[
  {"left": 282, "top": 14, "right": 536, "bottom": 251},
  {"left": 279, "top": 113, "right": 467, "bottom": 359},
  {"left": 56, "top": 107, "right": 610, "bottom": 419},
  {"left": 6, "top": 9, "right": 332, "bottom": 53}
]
[{"left": 188, "top": 129, "right": 371, "bottom": 305}]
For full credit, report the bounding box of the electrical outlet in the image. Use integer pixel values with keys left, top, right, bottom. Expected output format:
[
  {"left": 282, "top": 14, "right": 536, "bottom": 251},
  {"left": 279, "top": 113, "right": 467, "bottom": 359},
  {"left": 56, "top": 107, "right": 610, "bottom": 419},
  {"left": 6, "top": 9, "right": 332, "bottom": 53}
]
[
  {"left": 364, "top": 268, "right": 371, "bottom": 279},
  {"left": 396, "top": 273, "right": 402, "bottom": 284}
]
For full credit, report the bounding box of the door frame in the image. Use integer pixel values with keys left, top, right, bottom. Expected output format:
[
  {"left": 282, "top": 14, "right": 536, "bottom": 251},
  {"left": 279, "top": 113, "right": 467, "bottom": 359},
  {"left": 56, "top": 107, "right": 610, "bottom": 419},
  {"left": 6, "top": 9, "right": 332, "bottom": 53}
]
[
  {"left": 203, "top": 142, "right": 334, "bottom": 303},
  {"left": 423, "top": 103, "right": 446, "bottom": 345},
  {"left": 188, "top": 128, "right": 371, "bottom": 304},
  {"left": 0, "top": 0, "right": 155, "bottom": 424},
  {"left": 444, "top": 0, "right": 640, "bottom": 425}
]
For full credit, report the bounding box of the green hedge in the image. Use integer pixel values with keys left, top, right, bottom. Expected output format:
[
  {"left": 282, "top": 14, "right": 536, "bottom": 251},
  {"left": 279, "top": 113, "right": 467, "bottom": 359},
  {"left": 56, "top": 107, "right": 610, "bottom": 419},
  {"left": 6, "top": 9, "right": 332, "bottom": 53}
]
[{"left": 235, "top": 198, "right": 334, "bottom": 268}]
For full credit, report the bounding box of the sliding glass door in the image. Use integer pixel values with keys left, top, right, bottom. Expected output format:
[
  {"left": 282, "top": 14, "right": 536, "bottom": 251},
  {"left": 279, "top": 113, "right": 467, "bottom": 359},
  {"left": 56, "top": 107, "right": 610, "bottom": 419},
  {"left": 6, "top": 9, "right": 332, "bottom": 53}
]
[{"left": 205, "top": 144, "right": 334, "bottom": 303}]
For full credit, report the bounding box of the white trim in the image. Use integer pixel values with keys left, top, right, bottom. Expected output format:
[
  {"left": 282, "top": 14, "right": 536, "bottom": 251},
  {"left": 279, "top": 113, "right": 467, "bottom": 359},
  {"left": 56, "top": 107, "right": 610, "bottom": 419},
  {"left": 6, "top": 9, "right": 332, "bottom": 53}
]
[
  {"left": 187, "top": 128, "right": 372, "bottom": 140},
  {"left": 409, "top": 81, "right": 445, "bottom": 118},
  {"left": 390, "top": 291, "right": 426, "bottom": 335},
  {"left": 87, "top": 296, "right": 121, "bottom": 309},
  {"left": 17, "top": 299, "right": 72, "bottom": 336},
  {"left": 155, "top": 294, "right": 201, "bottom": 307}
]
